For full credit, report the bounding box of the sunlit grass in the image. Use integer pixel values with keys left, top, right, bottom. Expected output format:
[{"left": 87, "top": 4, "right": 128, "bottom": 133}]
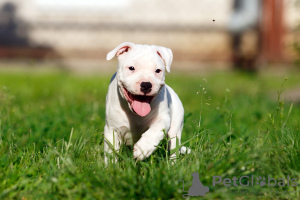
[{"left": 0, "top": 70, "right": 299, "bottom": 199}]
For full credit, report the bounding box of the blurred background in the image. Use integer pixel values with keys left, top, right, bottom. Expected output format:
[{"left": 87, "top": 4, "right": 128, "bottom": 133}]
[{"left": 0, "top": 0, "right": 299, "bottom": 73}]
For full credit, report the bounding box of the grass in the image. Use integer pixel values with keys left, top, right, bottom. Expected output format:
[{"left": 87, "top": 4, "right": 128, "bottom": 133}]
[{"left": 0, "top": 69, "right": 300, "bottom": 199}]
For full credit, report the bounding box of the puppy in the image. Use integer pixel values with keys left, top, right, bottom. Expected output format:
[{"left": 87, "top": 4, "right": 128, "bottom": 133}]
[{"left": 104, "top": 42, "right": 188, "bottom": 163}]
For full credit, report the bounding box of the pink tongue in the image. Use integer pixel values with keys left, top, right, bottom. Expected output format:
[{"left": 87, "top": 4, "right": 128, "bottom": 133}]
[{"left": 131, "top": 100, "right": 151, "bottom": 117}]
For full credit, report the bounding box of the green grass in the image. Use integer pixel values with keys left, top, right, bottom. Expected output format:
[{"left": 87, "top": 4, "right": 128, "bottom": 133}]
[{"left": 0, "top": 69, "right": 300, "bottom": 199}]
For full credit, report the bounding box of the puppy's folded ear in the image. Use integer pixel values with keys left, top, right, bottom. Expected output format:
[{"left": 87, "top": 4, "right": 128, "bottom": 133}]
[
  {"left": 106, "top": 42, "right": 135, "bottom": 60},
  {"left": 152, "top": 45, "right": 173, "bottom": 73}
]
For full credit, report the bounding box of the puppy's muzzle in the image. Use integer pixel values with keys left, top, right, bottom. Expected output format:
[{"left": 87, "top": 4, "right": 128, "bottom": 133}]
[{"left": 140, "top": 82, "right": 152, "bottom": 94}]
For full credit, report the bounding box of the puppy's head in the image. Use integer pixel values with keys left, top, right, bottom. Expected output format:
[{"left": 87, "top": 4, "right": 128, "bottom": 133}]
[{"left": 107, "top": 42, "right": 173, "bottom": 117}]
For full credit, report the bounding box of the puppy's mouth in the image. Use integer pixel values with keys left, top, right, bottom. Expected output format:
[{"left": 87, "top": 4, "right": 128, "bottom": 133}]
[{"left": 122, "top": 87, "right": 154, "bottom": 117}]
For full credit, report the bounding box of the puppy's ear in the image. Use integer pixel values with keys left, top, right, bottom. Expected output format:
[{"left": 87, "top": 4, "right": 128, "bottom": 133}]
[
  {"left": 106, "top": 42, "right": 135, "bottom": 60},
  {"left": 152, "top": 45, "right": 173, "bottom": 73}
]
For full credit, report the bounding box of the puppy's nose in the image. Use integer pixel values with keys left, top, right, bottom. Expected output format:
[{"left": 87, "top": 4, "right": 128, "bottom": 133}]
[{"left": 140, "top": 82, "right": 152, "bottom": 94}]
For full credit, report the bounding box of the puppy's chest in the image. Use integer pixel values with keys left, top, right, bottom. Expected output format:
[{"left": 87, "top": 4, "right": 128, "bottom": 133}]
[
  {"left": 129, "top": 117, "right": 152, "bottom": 134},
  {"left": 121, "top": 118, "right": 153, "bottom": 145},
  {"left": 132, "top": 114, "right": 158, "bottom": 131}
]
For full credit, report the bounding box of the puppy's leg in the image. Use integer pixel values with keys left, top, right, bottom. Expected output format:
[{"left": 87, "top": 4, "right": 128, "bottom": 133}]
[
  {"left": 133, "top": 116, "right": 171, "bottom": 161},
  {"left": 168, "top": 136, "right": 182, "bottom": 161},
  {"left": 104, "top": 125, "right": 121, "bottom": 165},
  {"left": 168, "top": 115, "right": 190, "bottom": 162}
]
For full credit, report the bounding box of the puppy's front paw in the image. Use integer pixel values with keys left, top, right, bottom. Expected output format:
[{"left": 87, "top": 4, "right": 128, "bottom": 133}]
[
  {"left": 133, "top": 141, "right": 156, "bottom": 161},
  {"left": 180, "top": 146, "right": 191, "bottom": 154}
]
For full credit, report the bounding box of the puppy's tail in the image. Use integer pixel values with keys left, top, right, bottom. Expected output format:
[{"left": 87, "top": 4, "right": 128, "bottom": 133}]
[{"left": 179, "top": 146, "right": 191, "bottom": 154}]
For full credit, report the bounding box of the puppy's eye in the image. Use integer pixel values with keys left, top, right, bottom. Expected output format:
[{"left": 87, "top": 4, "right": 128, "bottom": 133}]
[
  {"left": 129, "top": 66, "right": 135, "bottom": 71},
  {"left": 155, "top": 69, "right": 162, "bottom": 73}
]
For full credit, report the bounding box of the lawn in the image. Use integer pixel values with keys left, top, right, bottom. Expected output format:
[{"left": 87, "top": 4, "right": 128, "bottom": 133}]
[{"left": 0, "top": 69, "right": 299, "bottom": 199}]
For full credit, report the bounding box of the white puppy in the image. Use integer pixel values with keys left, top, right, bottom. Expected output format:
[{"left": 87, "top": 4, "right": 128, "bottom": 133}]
[{"left": 104, "top": 42, "right": 188, "bottom": 163}]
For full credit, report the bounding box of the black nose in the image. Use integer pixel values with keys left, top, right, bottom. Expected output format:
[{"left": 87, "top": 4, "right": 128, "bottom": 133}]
[{"left": 140, "top": 82, "right": 152, "bottom": 94}]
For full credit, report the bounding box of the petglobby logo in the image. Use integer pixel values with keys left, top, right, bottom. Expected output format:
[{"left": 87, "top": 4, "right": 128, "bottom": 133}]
[
  {"left": 179, "top": 173, "right": 298, "bottom": 198},
  {"left": 213, "top": 175, "right": 298, "bottom": 187}
]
